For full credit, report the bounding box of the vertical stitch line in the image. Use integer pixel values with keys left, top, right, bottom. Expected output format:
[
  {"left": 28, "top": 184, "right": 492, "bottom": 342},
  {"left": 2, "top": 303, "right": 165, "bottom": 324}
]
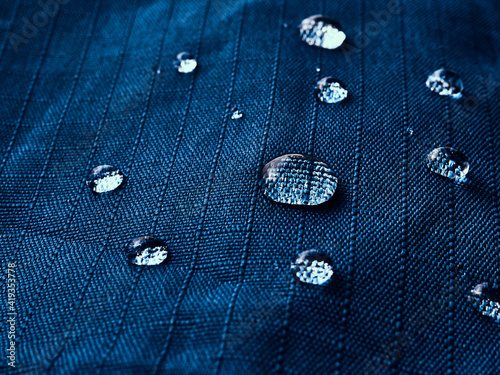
[
  {"left": 151, "top": 2, "right": 217, "bottom": 372},
  {"left": 434, "top": 1, "right": 456, "bottom": 372},
  {"left": 0, "top": 11, "right": 57, "bottom": 180},
  {"left": 275, "top": 4, "right": 324, "bottom": 371},
  {"left": 338, "top": 0, "right": 364, "bottom": 373},
  {"left": 43, "top": 4, "right": 142, "bottom": 370},
  {"left": 468, "top": 0, "right": 500, "bottom": 288},
  {"left": 95, "top": 1, "right": 178, "bottom": 371},
  {"left": 397, "top": 0, "right": 409, "bottom": 372},
  {"left": 0, "top": 0, "right": 22, "bottom": 62},
  {"left": 212, "top": 1, "right": 287, "bottom": 373},
  {"left": 212, "top": 2, "right": 250, "bottom": 372},
  {"left": 15, "top": 0, "right": 104, "bottom": 349}
]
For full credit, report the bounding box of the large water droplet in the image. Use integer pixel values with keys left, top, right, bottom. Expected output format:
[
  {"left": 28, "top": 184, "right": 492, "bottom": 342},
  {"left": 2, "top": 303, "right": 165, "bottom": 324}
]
[
  {"left": 426, "top": 147, "right": 469, "bottom": 182},
  {"left": 174, "top": 52, "right": 197, "bottom": 74},
  {"left": 467, "top": 283, "right": 500, "bottom": 323},
  {"left": 315, "top": 77, "right": 348, "bottom": 104},
  {"left": 261, "top": 154, "right": 338, "bottom": 206},
  {"left": 291, "top": 250, "right": 334, "bottom": 286},
  {"left": 231, "top": 107, "right": 243, "bottom": 119},
  {"left": 299, "top": 15, "right": 346, "bottom": 50},
  {"left": 126, "top": 236, "right": 169, "bottom": 266},
  {"left": 426, "top": 68, "right": 464, "bottom": 99},
  {"left": 86, "top": 165, "right": 125, "bottom": 194}
]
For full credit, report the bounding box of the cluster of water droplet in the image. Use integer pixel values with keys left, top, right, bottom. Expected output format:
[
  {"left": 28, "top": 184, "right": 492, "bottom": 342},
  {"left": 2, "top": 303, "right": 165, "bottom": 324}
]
[{"left": 79, "top": 14, "right": 486, "bottom": 321}]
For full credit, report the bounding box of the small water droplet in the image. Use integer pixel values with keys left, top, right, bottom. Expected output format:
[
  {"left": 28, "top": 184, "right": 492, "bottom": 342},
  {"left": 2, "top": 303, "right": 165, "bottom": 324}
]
[
  {"left": 426, "top": 147, "right": 469, "bottom": 182},
  {"left": 291, "top": 250, "right": 334, "bottom": 286},
  {"left": 126, "top": 236, "right": 169, "bottom": 266},
  {"left": 283, "top": 22, "right": 288, "bottom": 28},
  {"left": 299, "top": 15, "right": 346, "bottom": 50},
  {"left": 86, "top": 165, "right": 125, "bottom": 194},
  {"left": 467, "top": 283, "right": 500, "bottom": 323},
  {"left": 406, "top": 127, "right": 413, "bottom": 136},
  {"left": 316, "top": 67, "right": 321, "bottom": 72},
  {"left": 261, "top": 154, "right": 338, "bottom": 206},
  {"left": 156, "top": 68, "right": 161, "bottom": 74},
  {"left": 315, "top": 77, "right": 348, "bottom": 104},
  {"left": 174, "top": 52, "right": 197, "bottom": 74},
  {"left": 231, "top": 107, "right": 243, "bottom": 119},
  {"left": 426, "top": 68, "right": 463, "bottom": 99}
]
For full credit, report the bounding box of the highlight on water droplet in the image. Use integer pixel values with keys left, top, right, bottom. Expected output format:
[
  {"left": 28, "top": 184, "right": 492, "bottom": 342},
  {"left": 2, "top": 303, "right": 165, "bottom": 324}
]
[
  {"left": 174, "top": 52, "right": 197, "bottom": 74},
  {"left": 126, "top": 236, "right": 169, "bottom": 266},
  {"left": 86, "top": 165, "right": 125, "bottom": 194},
  {"left": 426, "top": 147, "right": 469, "bottom": 182},
  {"left": 291, "top": 250, "right": 334, "bottom": 286},
  {"left": 299, "top": 15, "right": 346, "bottom": 50},
  {"left": 261, "top": 154, "right": 338, "bottom": 206},
  {"left": 426, "top": 68, "right": 464, "bottom": 99},
  {"left": 315, "top": 77, "right": 348, "bottom": 104},
  {"left": 467, "top": 282, "right": 500, "bottom": 323},
  {"left": 231, "top": 107, "right": 243, "bottom": 119}
]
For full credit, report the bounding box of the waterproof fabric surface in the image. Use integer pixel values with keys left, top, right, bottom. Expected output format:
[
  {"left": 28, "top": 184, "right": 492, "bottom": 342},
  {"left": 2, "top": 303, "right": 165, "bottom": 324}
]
[{"left": 1, "top": 0, "right": 500, "bottom": 374}]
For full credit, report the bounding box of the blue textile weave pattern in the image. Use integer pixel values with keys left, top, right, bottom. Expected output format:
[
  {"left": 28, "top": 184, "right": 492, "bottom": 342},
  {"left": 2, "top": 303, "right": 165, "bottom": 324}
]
[{"left": 1, "top": 0, "right": 500, "bottom": 373}]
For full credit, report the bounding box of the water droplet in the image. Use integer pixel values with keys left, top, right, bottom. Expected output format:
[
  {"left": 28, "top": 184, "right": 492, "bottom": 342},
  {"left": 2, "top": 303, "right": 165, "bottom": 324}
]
[
  {"left": 174, "top": 52, "right": 197, "bottom": 74},
  {"left": 315, "top": 77, "right": 348, "bottom": 104},
  {"left": 467, "top": 283, "right": 500, "bottom": 323},
  {"left": 406, "top": 127, "right": 413, "bottom": 136},
  {"left": 426, "top": 68, "right": 464, "bottom": 99},
  {"left": 261, "top": 154, "right": 338, "bottom": 206},
  {"left": 426, "top": 147, "right": 469, "bottom": 182},
  {"left": 231, "top": 107, "right": 243, "bottom": 119},
  {"left": 316, "top": 67, "right": 321, "bottom": 72},
  {"left": 126, "top": 236, "right": 169, "bottom": 266},
  {"left": 283, "top": 22, "right": 288, "bottom": 28},
  {"left": 299, "top": 15, "right": 346, "bottom": 50},
  {"left": 291, "top": 250, "right": 334, "bottom": 286},
  {"left": 86, "top": 165, "right": 125, "bottom": 194}
]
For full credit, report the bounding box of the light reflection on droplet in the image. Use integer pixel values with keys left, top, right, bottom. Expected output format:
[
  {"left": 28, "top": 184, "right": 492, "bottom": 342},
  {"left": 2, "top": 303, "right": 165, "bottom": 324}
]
[
  {"left": 426, "top": 147, "right": 469, "bottom": 182},
  {"left": 291, "top": 250, "right": 334, "bottom": 286},
  {"left": 315, "top": 77, "right": 348, "bottom": 104},
  {"left": 261, "top": 154, "right": 338, "bottom": 206},
  {"left": 126, "top": 236, "right": 169, "bottom": 266},
  {"left": 426, "top": 68, "right": 463, "bottom": 99},
  {"left": 174, "top": 52, "right": 197, "bottom": 74},
  {"left": 299, "top": 15, "right": 346, "bottom": 50},
  {"left": 468, "top": 283, "right": 500, "bottom": 323},
  {"left": 231, "top": 107, "right": 243, "bottom": 119},
  {"left": 86, "top": 165, "right": 125, "bottom": 194}
]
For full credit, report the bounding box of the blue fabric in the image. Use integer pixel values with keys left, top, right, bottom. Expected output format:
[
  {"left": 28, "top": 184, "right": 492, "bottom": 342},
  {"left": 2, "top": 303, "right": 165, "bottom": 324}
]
[{"left": 1, "top": 0, "right": 500, "bottom": 373}]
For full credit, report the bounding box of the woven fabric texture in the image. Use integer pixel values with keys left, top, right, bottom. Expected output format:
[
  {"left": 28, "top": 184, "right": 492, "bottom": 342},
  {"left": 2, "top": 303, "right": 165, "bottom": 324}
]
[{"left": 1, "top": 0, "right": 500, "bottom": 373}]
